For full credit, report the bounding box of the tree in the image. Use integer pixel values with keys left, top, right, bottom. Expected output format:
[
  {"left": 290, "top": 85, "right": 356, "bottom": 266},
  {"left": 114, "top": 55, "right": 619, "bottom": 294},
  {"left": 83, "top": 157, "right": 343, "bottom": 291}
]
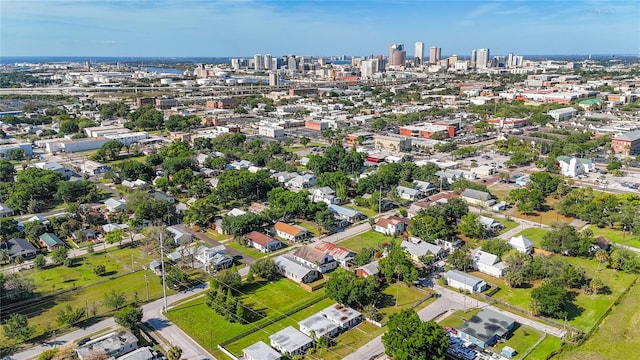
[
  {"left": 447, "top": 245, "right": 473, "bottom": 270},
  {"left": 609, "top": 247, "right": 639, "bottom": 273},
  {"left": 221, "top": 213, "right": 264, "bottom": 236},
  {"left": 607, "top": 160, "right": 622, "bottom": 172},
  {"left": 167, "top": 345, "right": 183, "bottom": 360},
  {"left": 50, "top": 247, "right": 69, "bottom": 265},
  {"left": 2, "top": 313, "right": 34, "bottom": 341},
  {"left": 165, "top": 267, "right": 189, "bottom": 289},
  {"left": 325, "top": 269, "right": 380, "bottom": 310},
  {"left": 595, "top": 249, "right": 610, "bottom": 271},
  {"left": 212, "top": 268, "right": 242, "bottom": 292},
  {"left": 541, "top": 223, "right": 592, "bottom": 256},
  {"left": 0, "top": 159, "right": 16, "bottom": 181},
  {"left": 103, "top": 289, "right": 127, "bottom": 310},
  {"left": 381, "top": 309, "right": 449, "bottom": 360},
  {"left": 529, "top": 283, "right": 569, "bottom": 319},
  {"left": 33, "top": 254, "right": 46, "bottom": 269},
  {"left": 300, "top": 136, "right": 310, "bottom": 147},
  {"left": 56, "top": 304, "right": 85, "bottom": 326},
  {"left": 481, "top": 239, "right": 514, "bottom": 258},
  {"left": 249, "top": 258, "right": 279, "bottom": 281},
  {"left": 99, "top": 140, "right": 124, "bottom": 161},
  {"left": 94, "top": 264, "right": 106, "bottom": 276},
  {"left": 114, "top": 305, "right": 143, "bottom": 330},
  {"left": 105, "top": 228, "right": 125, "bottom": 246},
  {"left": 378, "top": 241, "right": 418, "bottom": 285},
  {"left": 458, "top": 213, "right": 485, "bottom": 239},
  {"left": 315, "top": 208, "right": 336, "bottom": 231},
  {"left": 409, "top": 211, "right": 454, "bottom": 243}
]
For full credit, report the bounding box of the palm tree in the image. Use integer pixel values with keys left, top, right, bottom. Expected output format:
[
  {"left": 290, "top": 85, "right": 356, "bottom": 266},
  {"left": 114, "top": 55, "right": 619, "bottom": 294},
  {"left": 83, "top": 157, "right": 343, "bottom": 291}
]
[{"left": 595, "top": 249, "right": 610, "bottom": 271}]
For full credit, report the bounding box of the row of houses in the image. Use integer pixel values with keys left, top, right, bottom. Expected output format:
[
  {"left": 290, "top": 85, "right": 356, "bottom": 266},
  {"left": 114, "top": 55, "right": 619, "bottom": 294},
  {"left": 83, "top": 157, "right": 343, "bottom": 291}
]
[
  {"left": 274, "top": 241, "right": 356, "bottom": 284},
  {"left": 243, "top": 303, "right": 363, "bottom": 360}
]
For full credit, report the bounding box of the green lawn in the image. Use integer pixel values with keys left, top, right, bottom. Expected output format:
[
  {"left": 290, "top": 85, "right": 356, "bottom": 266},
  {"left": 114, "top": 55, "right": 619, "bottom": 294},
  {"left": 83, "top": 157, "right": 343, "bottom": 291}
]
[
  {"left": 310, "top": 321, "right": 386, "bottom": 360},
  {"left": 494, "top": 217, "right": 520, "bottom": 233},
  {"left": 513, "top": 228, "right": 549, "bottom": 249},
  {"left": 555, "top": 278, "right": 640, "bottom": 360},
  {"left": 108, "top": 155, "right": 148, "bottom": 166},
  {"left": 476, "top": 253, "right": 637, "bottom": 332},
  {"left": 345, "top": 204, "right": 378, "bottom": 218},
  {"left": 378, "top": 283, "right": 433, "bottom": 319},
  {"left": 525, "top": 335, "right": 562, "bottom": 359},
  {"left": 167, "top": 279, "right": 326, "bottom": 355},
  {"left": 298, "top": 220, "right": 322, "bottom": 237},
  {"left": 337, "top": 230, "right": 392, "bottom": 252},
  {"left": 438, "top": 308, "right": 482, "bottom": 329},
  {"left": 494, "top": 325, "right": 543, "bottom": 360},
  {"left": 204, "top": 229, "right": 233, "bottom": 242},
  {"left": 589, "top": 225, "right": 640, "bottom": 249},
  {"left": 225, "top": 241, "right": 269, "bottom": 259}
]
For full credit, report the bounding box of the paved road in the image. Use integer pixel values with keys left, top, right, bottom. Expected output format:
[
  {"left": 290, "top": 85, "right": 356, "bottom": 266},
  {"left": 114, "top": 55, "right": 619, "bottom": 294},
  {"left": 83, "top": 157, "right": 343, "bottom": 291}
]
[
  {"left": 344, "top": 279, "right": 566, "bottom": 360},
  {"left": 10, "top": 283, "right": 213, "bottom": 360}
]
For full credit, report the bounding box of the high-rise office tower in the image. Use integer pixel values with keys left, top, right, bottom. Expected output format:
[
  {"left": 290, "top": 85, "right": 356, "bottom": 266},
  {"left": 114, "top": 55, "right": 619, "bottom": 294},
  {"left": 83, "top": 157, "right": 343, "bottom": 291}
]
[
  {"left": 429, "top": 46, "right": 441, "bottom": 64},
  {"left": 268, "top": 72, "right": 279, "bottom": 86},
  {"left": 414, "top": 42, "right": 424, "bottom": 65},
  {"left": 470, "top": 49, "right": 477, "bottom": 67},
  {"left": 475, "top": 48, "right": 490, "bottom": 68},
  {"left": 361, "top": 59, "right": 377, "bottom": 78},
  {"left": 507, "top": 52, "right": 514, "bottom": 68},
  {"left": 287, "top": 55, "right": 298, "bottom": 72},
  {"left": 448, "top": 54, "right": 458, "bottom": 68},
  {"left": 388, "top": 43, "right": 406, "bottom": 67},
  {"left": 254, "top": 54, "right": 263, "bottom": 71},
  {"left": 264, "top": 54, "right": 273, "bottom": 70}
]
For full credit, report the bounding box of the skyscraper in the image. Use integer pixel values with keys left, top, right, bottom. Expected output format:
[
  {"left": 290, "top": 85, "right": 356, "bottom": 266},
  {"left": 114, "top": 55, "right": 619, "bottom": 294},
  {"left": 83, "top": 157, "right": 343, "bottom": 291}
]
[
  {"left": 264, "top": 54, "right": 273, "bottom": 70},
  {"left": 388, "top": 43, "right": 406, "bottom": 67},
  {"left": 414, "top": 42, "right": 424, "bottom": 65},
  {"left": 475, "top": 48, "right": 490, "bottom": 68},
  {"left": 254, "top": 54, "right": 263, "bottom": 71},
  {"left": 470, "top": 49, "right": 477, "bottom": 67},
  {"left": 429, "top": 46, "right": 441, "bottom": 64}
]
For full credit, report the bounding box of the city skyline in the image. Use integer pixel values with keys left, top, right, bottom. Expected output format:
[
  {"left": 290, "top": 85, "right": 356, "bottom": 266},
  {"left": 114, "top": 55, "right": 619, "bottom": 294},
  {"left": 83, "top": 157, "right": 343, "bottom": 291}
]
[{"left": 1, "top": 0, "right": 639, "bottom": 57}]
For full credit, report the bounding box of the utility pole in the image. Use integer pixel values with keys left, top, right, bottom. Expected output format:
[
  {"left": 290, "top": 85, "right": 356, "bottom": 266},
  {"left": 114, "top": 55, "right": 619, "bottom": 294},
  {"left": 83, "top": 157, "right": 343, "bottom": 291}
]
[
  {"left": 160, "top": 230, "right": 168, "bottom": 312},
  {"left": 131, "top": 254, "right": 134, "bottom": 272},
  {"left": 143, "top": 266, "right": 150, "bottom": 300}
]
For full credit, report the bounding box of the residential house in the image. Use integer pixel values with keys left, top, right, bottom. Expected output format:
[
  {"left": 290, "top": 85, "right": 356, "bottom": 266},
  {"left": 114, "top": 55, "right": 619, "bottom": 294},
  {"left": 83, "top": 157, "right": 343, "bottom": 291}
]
[
  {"left": 121, "top": 179, "right": 148, "bottom": 189},
  {"left": 312, "top": 241, "right": 356, "bottom": 268},
  {"left": 396, "top": 186, "right": 422, "bottom": 201},
  {"left": 355, "top": 260, "right": 379, "bottom": 278},
  {"left": 0, "top": 203, "right": 14, "bottom": 218},
  {"left": 557, "top": 156, "right": 595, "bottom": 177},
  {"left": 227, "top": 160, "right": 254, "bottom": 170},
  {"left": 116, "top": 347, "right": 161, "bottom": 360},
  {"left": 166, "top": 226, "right": 193, "bottom": 245},
  {"left": 436, "top": 237, "right": 464, "bottom": 251},
  {"left": 242, "top": 341, "right": 282, "bottom": 360},
  {"left": 319, "top": 303, "right": 363, "bottom": 330},
  {"left": 328, "top": 204, "right": 363, "bottom": 223},
  {"left": 102, "top": 223, "right": 128, "bottom": 233},
  {"left": 461, "top": 189, "right": 495, "bottom": 207},
  {"left": 75, "top": 330, "right": 138, "bottom": 360},
  {"left": 413, "top": 180, "right": 436, "bottom": 195},
  {"left": 401, "top": 238, "right": 447, "bottom": 262},
  {"left": 23, "top": 214, "right": 49, "bottom": 225},
  {"left": 478, "top": 216, "right": 504, "bottom": 232},
  {"left": 595, "top": 236, "right": 612, "bottom": 251},
  {"left": 196, "top": 245, "right": 233, "bottom": 271},
  {"left": 373, "top": 216, "right": 408, "bottom": 236},
  {"left": 472, "top": 250, "right": 506, "bottom": 278},
  {"left": 407, "top": 200, "right": 430, "bottom": 218},
  {"left": 245, "top": 231, "right": 282, "bottom": 253},
  {"left": 4, "top": 238, "right": 37, "bottom": 261},
  {"left": 274, "top": 255, "right": 321, "bottom": 283},
  {"left": 149, "top": 260, "right": 162, "bottom": 275},
  {"left": 248, "top": 202, "right": 269, "bottom": 215},
  {"left": 310, "top": 186, "right": 340, "bottom": 205},
  {"left": 298, "top": 314, "right": 340, "bottom": 338},
  {"left": 274, "top": 222, "right": 309, "bottom": 242},
  {"left": 269, "top": 326, "right": 313, "bottom": 357},
  {"left": 293, "top": 246, "right": 338, "bottom": 273},
  {"left": 227, "top": 208, "right": 248, "bottom": 217},
  {"left": 444, "top": 270, "right": 488, "bottom": 292},
  {"left": 508, "top": 235, "right": 534, "bottom": 254},
  {"left": 287, "top": 174, "right": 317, "bottom": 189},
  {"left": 272, "top": 171, "right": 298, "bottom": 184},
  {"left": 457, "top": 309, "right": 516, "bottom": 349},
  {"left": 39, "top": 233, "right": 65, "bottom": 251},
  {"left": 105, "top": 198, "right": 127, "bottom": 212},
  {"left": 151, "top": 191, "right": 175, "bottom": 203}
]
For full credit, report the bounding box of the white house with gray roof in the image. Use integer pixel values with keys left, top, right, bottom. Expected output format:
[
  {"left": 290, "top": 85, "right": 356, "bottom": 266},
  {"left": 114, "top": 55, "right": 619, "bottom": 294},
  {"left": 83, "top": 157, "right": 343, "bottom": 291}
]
[
  {"left": 242, "top": 341, "right": 282, "bottom": 360},
  {"left": 461, "top": 189, "right": 495, "bottom": 207},
  {"left": 444, "top": 270, "right": 487, "bottom": 292},
  {"left": 274, "top": 255, "right": 321, "bottom": 284},
  {"left": 269, "top": 326, "right": 313, "bottom": 357},
  {"left": 472, "top": 249, "right": 506, "bottom": 278}
]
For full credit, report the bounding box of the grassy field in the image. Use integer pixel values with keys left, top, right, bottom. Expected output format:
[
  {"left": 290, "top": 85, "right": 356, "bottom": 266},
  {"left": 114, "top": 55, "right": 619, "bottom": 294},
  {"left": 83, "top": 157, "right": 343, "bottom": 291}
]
[
  {"left": 555, "top": 278, "right": 640, "bottom": 360},
  {"left": 166, "top": 279, "right": 326, "bottom": 355},
  {"left": 298, "top": 220, "right": 322, "bottom": 237},
  {"left": 337, "top": 230, "right": 391, "bottom": 252},
  {"left": 0, "top": 246, "right": 171, "bottom": 347},
  {"left": 345, "top": 204, "right": 378, "bottom": 218},
  {"left": 473, "top": 254, "right": 637, "bottom": 332},
  {"left": 525, "top": 336, "right": 562, "bottom": 359},
  {"left": 108, "top": 155, "right": 148, "bottom": 167},
  {"left": 222, "top": 282, "right": 433, "bottom": 359},
  {"left": 495, "top": 217, "right": 520, "bottom": 233},
  {"left": 506, "top": 196, "right": 576, "bottom": 226},
  {"left": 204, "top": 229, "right": 233, "bottom": 242},
  {"left": 589, "top": 225, "right": 640, "bottom": 249},
  {"left": 225, "top": 241, "right": 269, "bottom": 259},
  {"left": 438, "top": 308, "right": 482, "bottom": 329}
]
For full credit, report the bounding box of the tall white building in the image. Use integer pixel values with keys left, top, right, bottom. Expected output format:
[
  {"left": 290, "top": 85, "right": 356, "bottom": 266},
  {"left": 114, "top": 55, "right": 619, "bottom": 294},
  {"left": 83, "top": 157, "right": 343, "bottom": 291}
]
[
  {"left": 361, "top": 59, "right": 377, "bottom": 78},
  {"left": 414, "top": 42, "right": 424, "bottom": 65},
  {"left": 254, "top": 54, "right": 263, "bottom": 71},
  {"left": 264, "top": 54, "right": 273, "bottom": 70},
  {"left": 470, "top": 49, "right": 477, "bottom": 67},
  {"left": 475, "top": 48, "right": 490, "bottom": 68},
  {"left": 429, "top": 46, "right": 441, "bottom": 64}
]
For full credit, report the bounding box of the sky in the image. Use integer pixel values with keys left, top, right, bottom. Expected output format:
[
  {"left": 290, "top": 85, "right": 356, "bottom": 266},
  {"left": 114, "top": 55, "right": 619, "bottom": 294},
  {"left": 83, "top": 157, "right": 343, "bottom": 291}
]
[{"left": 1, "top": 0, "right": 639, "bottom": 58}]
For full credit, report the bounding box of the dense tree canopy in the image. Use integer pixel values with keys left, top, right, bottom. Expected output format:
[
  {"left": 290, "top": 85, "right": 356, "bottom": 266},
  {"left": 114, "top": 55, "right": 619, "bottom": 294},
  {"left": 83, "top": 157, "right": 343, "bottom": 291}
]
[
  {"left": 325, "top": 269, "right": 381, "bottom": 310},
  {"left": 382, "top": 309, "right": 449, "bottom": 360}
]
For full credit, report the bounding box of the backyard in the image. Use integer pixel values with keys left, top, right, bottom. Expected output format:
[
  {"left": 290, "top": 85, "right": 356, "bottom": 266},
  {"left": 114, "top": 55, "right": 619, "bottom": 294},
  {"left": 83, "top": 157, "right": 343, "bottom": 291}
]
[
  {"left": 588, "top": 225, "right": 640, "bottom": 249},
  {"left": 337, "top": 230, "right": 392, "bottom": 253}
]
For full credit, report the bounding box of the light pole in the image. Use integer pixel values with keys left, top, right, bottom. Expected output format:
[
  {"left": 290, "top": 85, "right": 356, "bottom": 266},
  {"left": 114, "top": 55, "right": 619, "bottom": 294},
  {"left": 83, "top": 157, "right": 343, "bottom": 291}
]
[{"left": 159, "top": 230, "right": 168, "bottom": 312}]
